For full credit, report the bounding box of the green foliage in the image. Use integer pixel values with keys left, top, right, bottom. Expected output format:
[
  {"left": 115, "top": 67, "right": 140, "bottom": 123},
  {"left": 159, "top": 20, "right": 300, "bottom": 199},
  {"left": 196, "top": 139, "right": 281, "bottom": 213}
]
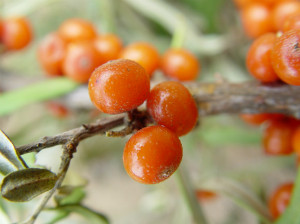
[
  {"left": 54, "top": 185, "right": 86, "bottom": 206},
  {"left": 0, "top": 78, "right": 79, "bottom": 116},
  {"left": 0, "top": 130, "right": 27, "bottom": 175},
  {"left": 1, "top": 168, "right": 57, "bottom": 202}
]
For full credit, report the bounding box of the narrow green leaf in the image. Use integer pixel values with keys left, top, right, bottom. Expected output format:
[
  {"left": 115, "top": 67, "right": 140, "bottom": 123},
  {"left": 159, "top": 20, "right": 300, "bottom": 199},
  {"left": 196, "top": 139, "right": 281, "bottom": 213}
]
[
  {"left": 45, "top": 210, "right": 70, "bottom": 224},
  {"left": 55, "top": 185, "right": 86, "bottom": 206},
  {"left": 201, "top": 177, "right": 272, "bottom": 224},
  {"left": 0, "top": 77, "right": 79, "bottom": 116},
  {"left": 1, "top": 168, "right": 58, "bottom": 202},
  {"left": 0, "top": 130, "right": 27, "bottom": 175},
  {"left": 275, "top": 167, "right": 300, "bottom": 224},
  {"left": 58, "top": 204, "right": 109, "bottom": 224}
]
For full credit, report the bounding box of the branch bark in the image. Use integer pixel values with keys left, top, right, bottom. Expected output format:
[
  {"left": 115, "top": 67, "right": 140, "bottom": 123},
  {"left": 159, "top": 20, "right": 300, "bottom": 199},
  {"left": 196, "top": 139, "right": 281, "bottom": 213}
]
[{"left": 15, "top": 81, "right": 300, "bottom": 155}]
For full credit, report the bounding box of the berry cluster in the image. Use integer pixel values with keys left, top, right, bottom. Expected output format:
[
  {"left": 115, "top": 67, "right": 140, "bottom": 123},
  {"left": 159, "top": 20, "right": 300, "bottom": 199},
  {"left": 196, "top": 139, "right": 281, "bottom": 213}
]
[
  {"left": 241, "top": 113, "right": 299, "bottom": 220},
  {"left": 0, "top": 16, "right": 32, "bottom": 51},
  {"left": 235, "top": 0, "right": 300, "bottom": 38},
  {"left": 234, "top": 0, "right": 300, "bottom": 219},
  {"left": 234, "top": 0, "right": 300, "bottom": 85},
  {"left": 88, "top": 59, "right": 198, "bottom": 184},
  {"left": 38, "top": 18, "right": 200, "bottom": 83}
]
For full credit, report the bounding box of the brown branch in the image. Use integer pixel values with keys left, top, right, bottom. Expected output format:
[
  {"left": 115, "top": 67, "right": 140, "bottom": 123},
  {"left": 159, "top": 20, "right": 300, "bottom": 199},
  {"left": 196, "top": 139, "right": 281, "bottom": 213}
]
[
  {"left": 16, "top": 114, "right": 125, "bottom": 155},
  {"left": 15, "top": 81, "right": 300, "bottom": 155},
  {"left": 188, "top": 81, "right": 300, "bottom": 117}
]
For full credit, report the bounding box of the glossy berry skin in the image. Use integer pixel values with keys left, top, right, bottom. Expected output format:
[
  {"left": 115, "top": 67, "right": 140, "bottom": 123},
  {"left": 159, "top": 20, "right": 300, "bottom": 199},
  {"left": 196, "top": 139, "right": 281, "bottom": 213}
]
[
  {"left": 161, "top": 48, "right": 200, "bottom": 81},
  {"left": 37, "top": 32, "right": 66, "bottom": 76},
  {"left": 283, "top": 14, "right": 300, "bottom": 32},
  {"left": 246, "top": 33, "right": 278, "bottom": 82},
  {"left": 89, "top": 59, "right": 150, "bottom": 114},
  {"left": 240, "top": 3, "right": 273, "bottom": 38},
  {"left": 292, "top": 126, "right": 300, "bottom": 155},
  {"left": 263, "top": 119, "right": 295, "bottom": 155},
  {"left": 1, "top": 17, "right": 32, "bottom": 50},
  {"left": 271, "top": 1, "right": 300, "bottom": 31},
  {"left": 271, "top": 29, "right": 300, "bottom": 85},
  {"left": 94, "top": 34, "right": 123, "bottom": 65},
  {"left": 269, "top": 182, "right": 294, "bottom": 219},
  {"left": 240, "top": 113, "right": 284, "bottom": 125},
  {"left": 58, "top": 18, "right": 97, "bottom": 43},
  {"left": 119, "top": 42, "right": 160, "bottom": 77},
  {"left": 147, "top": 81, "right": 198, "bottom": 136},
  {"left": 63, "top": 41, "right": 100, "bottom": 83},
  {"left": 123, "top": 125, "right": 183, "bottom": 184}
]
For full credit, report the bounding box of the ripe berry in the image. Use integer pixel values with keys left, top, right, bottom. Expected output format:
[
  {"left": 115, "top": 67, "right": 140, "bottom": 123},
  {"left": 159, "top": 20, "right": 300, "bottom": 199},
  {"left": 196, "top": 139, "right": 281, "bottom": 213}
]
[
  {"left": 94, "top": 33, "right": 123, "bottom": 65},
  {"left": 161, "top": 48, "right": 200, "bottom": 81},
  {"left": 271, "top": 1, "right": 300, "bottom": 31},
  {"left": 292, "top": 126, "right": 300, "bottom": 155},
  {"left": 88, "top": 59, "right": 150, "bottom": 114},
  {"left": 283, "top": 14, "right": 300, "bottom": 32},
  {"left": 119, "top": 42, "right": 160, "bottom": 77},
  {"left": 268, "top": 182, "right": 294, "bottom": 219},
  {"left": 147, "top": 81, "right": 198, "bottom": 136},
  {"left": 1, "top": 17, "right": 32, "bottom": 50},
  {"left": 240, "top": 3, "right": 273, "bottom": 38},
  {"left": 47, "top": 102, "right": 69, "bottom": 118},
  {"left": 271, "top": 29, "right": 300, "bottom": 85},
  {"left": 246, "top": 33, "right": 278, "bottom": 82},
  {"left": 123, "top": 125, "right": 183, "bottom": 184},
  {"left": 37, "top": 32, "right": 66, "bottom": 76},
  {"left": 263, "top": 118, "right": 296, "bottom": 155},
  {"left": 58, "top": 18, "right": 97, "bottom": 43},
  {"left": 240, "top": 113, "right": 284, "bottom": 125},
  {"left": 62, "top": 41, "right": 100, "bottom": 83},
  {"left": 196, "top": 190, "right": 217, "bottom": 201}
]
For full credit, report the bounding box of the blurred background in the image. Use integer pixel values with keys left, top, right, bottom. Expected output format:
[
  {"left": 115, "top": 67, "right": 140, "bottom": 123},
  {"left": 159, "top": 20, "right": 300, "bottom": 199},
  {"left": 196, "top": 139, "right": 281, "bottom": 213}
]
[{"left": 0, "top": 0, "right": 297, "bottom": 223}]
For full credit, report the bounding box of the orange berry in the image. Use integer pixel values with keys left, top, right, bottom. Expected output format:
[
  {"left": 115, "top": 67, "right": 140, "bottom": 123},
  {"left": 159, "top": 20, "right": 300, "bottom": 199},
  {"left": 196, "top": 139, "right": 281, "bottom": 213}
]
[
  {"left": 271, "top": 29, "right": 300, "bottom": 85},
  {"left": 58, "top": 18, "right": 97, "bottom": 43},
  {"left": 119, "top": 42, "right": 160, "bottom": 77},
  {"left": 94, "top": 33, "right": 123, "bottom": 65},
  {"left": 283, "top": 14, "right": 300, "bottom": 32},
  {"left": 0, "top": 19, "right": 3, "bottom": 39},
  {"left": 196, "top": 190, "right": 217, "bottom": 201},
  {"left": 147, "top": 81, "right": 198, "bottom": 136},
  {"left": 88, "top": 59, "right": 150, "bottom": 114},
  {"left": 123, "top": 125, "right": 183, "bottom": 184},
  {"left": 292, "top": 126, "right": 300, "bottom": 155},
  {"left": 1, "top": 17, "right": 32, "bottom": 50},
  {"left": 240, "top": 113, "right": 284, "bottom": 125},
  {"left": 62, "top": 41, "right": 100, "bottom": 83},
  {"left": 246, "top": 33, "right": 278, "bottom": 82},
  {"left": 161, "top": 48, "right": 200, "bottom": 81},
  {"left": 263, "top": 118, "right": 296, "bottom": 155},
  {"left": 268, "top": 182, "right": 294, "bottom": 219},
  {"left": 240, "top": 3, "right": 273, "bottom": 38},
  {"left": 47, "top": 102, "right": 69, "bottom": 118},
  {"left": 271, "top": 1, "right": 300, "bottom": 31},
  {"left": 37, "top": 32, "right": 66, "bottom": 76}
]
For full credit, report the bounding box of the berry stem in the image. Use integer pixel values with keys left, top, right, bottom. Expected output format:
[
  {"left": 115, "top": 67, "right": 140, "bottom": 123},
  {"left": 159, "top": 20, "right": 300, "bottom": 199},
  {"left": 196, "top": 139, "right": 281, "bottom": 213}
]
[
  {"left": 175, "top": 165, "right": 208, "bottom": 224},
  {"left": 170, "top": 15, "right": 186, "bottom": 49}
]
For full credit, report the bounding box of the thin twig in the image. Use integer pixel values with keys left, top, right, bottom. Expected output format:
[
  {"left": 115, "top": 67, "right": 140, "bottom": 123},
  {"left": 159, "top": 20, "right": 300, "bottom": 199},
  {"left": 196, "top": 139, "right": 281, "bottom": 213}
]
[
  {"left": 21, "top": 141, "right": 77, "bottom": 224},
  {"left": 16, "top": 114, "right": 125, "bottom": 155},
  {"left": 175, "top": 165, "right": 208, "bottom": 224}
]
